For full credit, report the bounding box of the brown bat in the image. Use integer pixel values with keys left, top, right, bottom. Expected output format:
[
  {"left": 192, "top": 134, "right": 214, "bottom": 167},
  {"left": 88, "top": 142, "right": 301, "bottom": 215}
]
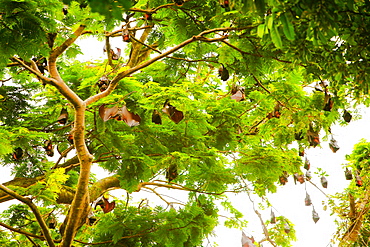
[
  {"left": 44, "top": 140, "right": 54, "bottom": 157},
  {"left": 321, "top": 176, "right": 328, "bottom": 188},
  {"left": 329, "top": 138, "right": 340, "bottom": 153},
  {"left": 99, "top": 105, "right": 141, "bottom": 127},
  {"left": 152, "top": 110, "right": 162, "bottom": 124},
  {"left": 343, "top": 110, "right": 352, "bottom": 123},
  {"left": 166, "top": 163, "right": 178, "bottom": 182},
  {"left": 12, "top": 147, "right": 23, "bottom": 160},
  {"left": 220, "top": 0, "right": 230, "bottom": 8},
  {"left": 57, "top": 108, "right": 68, "bottom": 125},
  {"left": 97, "top": 75, "right": 110, "bottom": 92},
  {"left": 122, "top": 26, "right": 130, "bottom": 42},
  {"left": 230, "top": 85, "right": 245, "bottom": 102},
  {"left": 111, "top": 47, "right": 121, "bottom": 60},
  {"left": 218, "top": 64, "right": 229, "bottom": 81},
  {"left": 307, "top": 125, "right": 320, "bottom": 147},
  {"left": 162, "top": 100, "right": 184, "bottom": 124},
  {"left": 173, "top": 0, "right": 184, "bottom": 6},
  {"left": 312, "top": 208, "right": 320, "bottom": 223},
  {"left": 305, "top": 193, "right": 312, "bottom": 206}
]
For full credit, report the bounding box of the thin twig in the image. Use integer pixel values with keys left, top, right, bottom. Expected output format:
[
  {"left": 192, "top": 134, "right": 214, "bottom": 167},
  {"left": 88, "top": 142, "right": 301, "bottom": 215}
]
[
  {"left": 85, "top": 26, "right": 256, "bottom": 106},
  {"left": 129, "top": 36, "right": 162, "bottom": 54},
  {"left": 307, "top": 180, "right": 331, "bottom": 199},
  {"left": 241, "top": 179, "right": 278, "bottom": 247},
  {"left": 0, "top": 221, "right": 45, "bottom": 240},
  {"left": 221, "top": 40, "right": 305, "bottom": 66},
  {"left": 142, "top": 187, "right": 171, "bottom": 205}
]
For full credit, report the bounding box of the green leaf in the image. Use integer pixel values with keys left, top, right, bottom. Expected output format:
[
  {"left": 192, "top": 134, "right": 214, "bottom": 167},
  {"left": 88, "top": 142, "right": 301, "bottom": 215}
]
[
  {"left": 257, "top": 23, "right": 267, "bottom": 38},
  {"left": 270, "top": 25, "right": 283, "bottom": 48},
  {"left": 280, "top": 12, "right": 296, "bottom": 41}
]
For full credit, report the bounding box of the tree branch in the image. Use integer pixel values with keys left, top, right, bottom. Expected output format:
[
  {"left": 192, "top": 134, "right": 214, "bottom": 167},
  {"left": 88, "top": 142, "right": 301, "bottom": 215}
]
[
  {"left": 49, "top": 25, "right": 86, "bottom": 61},
  {"left": 136, "top": 181, "right": 244, "bottom": 195},
  {"left": 221, "top": 40, "right": 305, "bottom": 66},
  {"left": 0, "top": 184, "right": 55, "bottom": 247},
  {"left": 0, "top": 177, "right": 42, "bottom": 203},
  {"left": 46, "top": 26, "right": 86, "bottom": 108},
  {"left": 105, "top": 36, "right": 113, "bottom": 67},
  {"left": 142, "top": 187, "right": 171, "bottom": 206},
  {"left": 10, "top": 57, "right": 58, "bottom": 86},
  {"left": 242, "top": 180, "right": 277, "bottom": 247},
  {"left": 85, "top": 26, "right": 251, "bottom": 106},
  {"left": 0, "top": 221, "right": 45, "bottom": 241}
]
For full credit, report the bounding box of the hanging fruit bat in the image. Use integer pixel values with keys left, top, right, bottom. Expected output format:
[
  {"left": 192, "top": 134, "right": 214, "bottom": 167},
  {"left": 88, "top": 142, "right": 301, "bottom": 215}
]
[
  {"left": 115, "top": 106, "right": 141, "bottom": 127},
  {"left": 67, "top": 133, "right": 74, "bottom": 144},
  {"left": 270, "top": 210, "right": 276, "bottom": 224},
  {"left": 173, "top": 0, "right": 184, "bottom": 6},
  {"left": 162, "top": 100, "right": 184, "bottom": 124},
  {"left": 48, "top": 218, "right": 57, "bottom": 229},
  {"left": 304, "top": 157, "right": 310, "bottom": 170},
  {"left": 273, "top": 103, "right": 281, "bottom": 118},
  {"left": 305, "top": 192, "right": 312, "bottom": 206},
  {"left": 230, "top": 86, "right": 245, "bottom": 101},
  {"left": 145, "top": 13, "right": 152, "bottom": 20},
  {"left": 111, "top": 47, "right": 121, "bottom": 60},
  {"left": 355, "top": 175, "right": 362, "bottom": 187},
  {"left": 284, "top": 223, "right": 291, "bottom": 234},
  {"left": 295, "top": 131, "right": 304, "bottom": 141},
  {"left": 297, "top": 173, "right": 305, "bottom": 183},
  {"left": 329, "top": 138, "right": 340, "bottom": 153},
  {"left": 218, "top": 64, "right": 229, "bottom": 81},
  {"left": 294, "top": 173, "right": 305, "bottom": 184},
  {"left": 88, "top": 216, "right": 97, "bottom": 225},
  {"left": 266, "top": 103, "right": 282, "bottom": 119},
  {"left": 95, "top": 196, "right": 115, "bottom": 213},
  {"left": 62, "top": 5, "right": 68, "bottom": 15},
  {"left": 220, "top": 0, "right": 229, "bottom": 8},
  {"left": 102, "top": 197, "right": 115, "bottom": 213},
  {"left": 343, "top": 110, "right": 352, "bottom": 123},
  {"left": 305, "top": 170, "right": 312, "bottom": 180},
  {"left": 299, "top": 147, "right": 305, "bottom": 156},
  {"left": 345, "top": 168, "right": 353, "bottom": 180},
  {"left": 166, "top": 163, "right": 178, "bottom": 182},
  {"left": 307, "top": 125, "right": 320, "bottom": 147},
  {"left": 312, "top": 208, "right": 320, "bottom": 223},
  {"left": 32, "top": 57, "right": 48, "bottom": 74},
  {"left": 99, "top": 105, "right": 118, "bottom": 122},
  {"left": 122, "top": 26, "right": 130, "bottom": 42},
  {"left": 279, "top": 172, "right": 288, "bottom": 185},
  {"left": 97, "top": 75, "right": 110, "bottom": 92},
  {"left": 323, "top": 93, "right": 334, "bottom": 111},
  {"left": 44, "top": 140, "right": 54, "bottom": 157},
  {"left": 99, "top": 105, "right": 141, "bottom": 127},
  {"left": 12, "top": 147, "right": 23, "bottom": 160},
  {"left": 241, "top": 232, "right": 256, "bottom": 247},
  {"left": 152, "top": 110, "right": 162, "bottom": 124},
  {"left": 57, "top": 108, "right": 68, "bottom": 125},
  {"left": 321, "top": 176, "right": 328, "bottom": 188}
]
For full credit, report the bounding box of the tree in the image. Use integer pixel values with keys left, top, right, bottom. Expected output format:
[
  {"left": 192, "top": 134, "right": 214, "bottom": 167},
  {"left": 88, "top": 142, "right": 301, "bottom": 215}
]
[{"left": 0, "top": 0, "right": 369, "bottom": 246}]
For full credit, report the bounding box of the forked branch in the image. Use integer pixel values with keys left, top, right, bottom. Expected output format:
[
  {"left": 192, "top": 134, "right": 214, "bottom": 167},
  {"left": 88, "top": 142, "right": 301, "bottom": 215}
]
[
  {"left": 85, "top": 26, "right": 254, "bottom": 106},
  {"left": 0, "top": 184, "right": 55, "bottom": 247}
]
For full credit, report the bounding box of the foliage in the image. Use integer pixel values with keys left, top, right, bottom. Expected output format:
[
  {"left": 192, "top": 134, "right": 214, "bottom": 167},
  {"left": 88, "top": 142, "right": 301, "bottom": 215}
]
[
  {"left": 330, "top": 140, "right": 370, "bottom": 246},
  {"left": 0, "top": 0, "right": 369, "bottom": 246}
]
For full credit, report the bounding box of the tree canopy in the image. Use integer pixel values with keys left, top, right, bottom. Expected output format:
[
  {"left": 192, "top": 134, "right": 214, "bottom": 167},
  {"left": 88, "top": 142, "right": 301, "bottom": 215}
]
[{"left": 0, "top": 0, "right": 370, "bottom": 246}]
